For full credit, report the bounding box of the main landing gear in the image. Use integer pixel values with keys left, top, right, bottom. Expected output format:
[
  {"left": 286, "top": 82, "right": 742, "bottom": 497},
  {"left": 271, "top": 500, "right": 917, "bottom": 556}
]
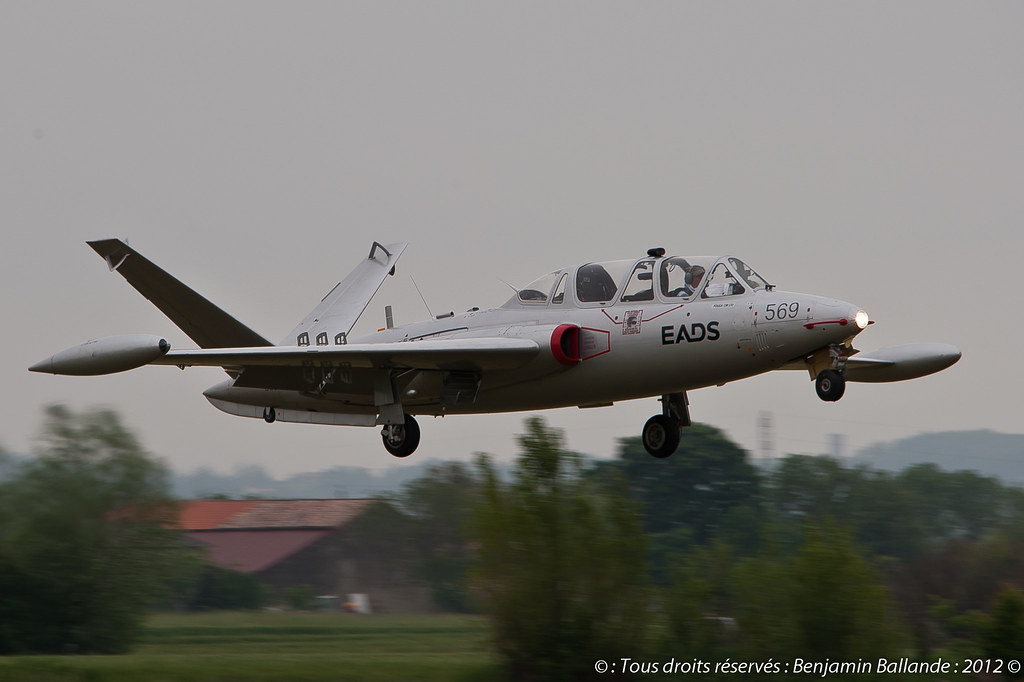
[
  {"left": 642, "top": 392, "right": 691, "bottom": 459},
  {"left": 643, "top": 414, "right": 679, "bottom": 459},
  {"left": 381, "top": 413, "right": 420, "bottom": 458}
]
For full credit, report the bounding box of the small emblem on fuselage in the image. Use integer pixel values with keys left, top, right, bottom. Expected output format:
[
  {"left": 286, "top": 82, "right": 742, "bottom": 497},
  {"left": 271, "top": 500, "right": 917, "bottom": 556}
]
[{"left": 623, "top": 310, "right": 642, "bottom": 335}]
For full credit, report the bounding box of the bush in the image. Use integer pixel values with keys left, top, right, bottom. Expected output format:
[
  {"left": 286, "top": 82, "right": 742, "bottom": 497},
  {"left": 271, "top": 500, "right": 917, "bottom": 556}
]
[{"left": 0, "top": 406, "right": 186, "bottom": 653}]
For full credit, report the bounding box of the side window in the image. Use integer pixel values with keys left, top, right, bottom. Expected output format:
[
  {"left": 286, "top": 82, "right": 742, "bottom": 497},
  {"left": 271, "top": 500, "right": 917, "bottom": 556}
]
[
  {"left": 551, "top": 273, "right": 567, "bottom": 304},
  {"left": 576, "top": 264, "right": 618, "bottom": 302},
  {"left": 702, "top": 263, "right": 746, "bottom": 298},
  {"left": 620, "top": 260, "right": 655, "bottom": 302},
  {"left": 660, "top": 258, "right": 702, "bottom": 298}
]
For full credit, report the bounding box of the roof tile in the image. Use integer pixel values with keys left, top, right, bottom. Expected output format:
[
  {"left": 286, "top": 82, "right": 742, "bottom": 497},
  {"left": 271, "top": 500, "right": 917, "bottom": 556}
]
[{"left": 177, "top": 499, "right": 375, "bottom": 530}]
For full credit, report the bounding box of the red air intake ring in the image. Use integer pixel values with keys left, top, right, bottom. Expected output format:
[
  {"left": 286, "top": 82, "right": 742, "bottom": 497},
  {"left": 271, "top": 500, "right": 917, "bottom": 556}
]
[{"left": 550, "top": 324, "right": 580, "bottom": 366}]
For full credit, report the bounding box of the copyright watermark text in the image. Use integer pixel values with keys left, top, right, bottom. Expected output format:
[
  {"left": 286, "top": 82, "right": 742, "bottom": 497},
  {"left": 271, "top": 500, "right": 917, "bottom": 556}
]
[{"left": 593, "top": 657, "right": 1022, "bottom": 676}]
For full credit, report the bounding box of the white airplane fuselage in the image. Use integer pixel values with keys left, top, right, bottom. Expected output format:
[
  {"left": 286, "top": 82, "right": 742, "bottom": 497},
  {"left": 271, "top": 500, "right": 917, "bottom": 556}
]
[{"left": 204, "top": 286, "right": 863, "bottom": 418}]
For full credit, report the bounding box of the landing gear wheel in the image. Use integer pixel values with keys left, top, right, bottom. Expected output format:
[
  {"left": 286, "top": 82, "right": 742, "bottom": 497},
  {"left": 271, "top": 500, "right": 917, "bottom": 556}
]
[
  {"left": 381, "top": 414, "right": 420, "bottom": 458},
  {"left": 815, "top": 369, "right": 846, "bottom": 402},
  {"left": 263, "top": 407, "right": 277, "bottom": 423},
  {"left": 642, "top": 414, "right": 680, "bottom": 459}
]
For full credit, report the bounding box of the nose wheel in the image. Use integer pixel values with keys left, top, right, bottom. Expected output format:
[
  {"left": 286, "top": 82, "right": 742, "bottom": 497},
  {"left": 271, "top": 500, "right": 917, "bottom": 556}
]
[
  {"left": 381, "top": 413, "right": 421, "bottom": 458},
  {"left": 815, "top": 369, "right": 846, "bottom": 402}
]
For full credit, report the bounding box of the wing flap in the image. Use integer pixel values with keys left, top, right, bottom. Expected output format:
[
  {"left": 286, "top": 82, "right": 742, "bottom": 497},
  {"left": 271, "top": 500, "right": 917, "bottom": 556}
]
[{"left": 153, "top": 337, "right": 539, "bottom": 371}]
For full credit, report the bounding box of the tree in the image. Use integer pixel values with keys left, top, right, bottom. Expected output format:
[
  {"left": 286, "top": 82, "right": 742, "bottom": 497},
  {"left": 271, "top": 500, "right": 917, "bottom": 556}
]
[
  {"left": 0, "top": 406, "right": 185, "bottom": 654},
  {"left": 663, "top": 541, "right": 741, "bottom": 657},
  {"left": 472, "top": 418, "right": 648, "bottom": 681},
  {"left": 592, "top": 423, "right": 761, "bottom": 578},
  {"left": 613, "top": 424, "right": 760, "bottom": 538},
  {"left": 899, "top": 464, "right": 1006, "bottom": 540},
  {"left": 662, "top": 521, "right": 907, "bottom": 661},
  {"left": 731, "top": 549, "right": 800, "bottom": 658},
  {"left": 396, "top": 462, "right": 477, "bottom": 612},
  {"left": 766, "top": 455, "right": 924, "bottom": 560},
  {"left": 982, "top": 587, "right": 1024, "bottom": 677},
  {"left": 789, "top": 521, "right": 907, "bottom": 660}
]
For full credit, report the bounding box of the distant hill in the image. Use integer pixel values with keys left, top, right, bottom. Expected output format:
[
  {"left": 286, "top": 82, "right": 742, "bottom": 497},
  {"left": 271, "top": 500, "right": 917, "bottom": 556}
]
[
  {"left": 0, "top": 451, "right": 497, "bottom": 500},
  {"left": 8, "top": 429, "right": 1021, "bottom": 496},
  {"left": 853, "top": 430, "right": 1024, "bottom": 484},
  {"left": 171, "top": 461, "right": 447, "bottom": 499}
]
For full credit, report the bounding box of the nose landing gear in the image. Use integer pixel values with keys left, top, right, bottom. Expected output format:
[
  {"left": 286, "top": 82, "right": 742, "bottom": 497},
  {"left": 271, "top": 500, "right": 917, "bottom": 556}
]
[
  {"left": 815, "top": 369, "right": 846, "bottom": 402},
  {"left": 807, "top": 344, "right": 850, "bottom": 402}
]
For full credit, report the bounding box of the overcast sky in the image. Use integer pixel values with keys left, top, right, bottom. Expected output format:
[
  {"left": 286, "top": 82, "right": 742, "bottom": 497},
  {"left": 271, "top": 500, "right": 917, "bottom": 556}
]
[{"left": 3, "top": 2, "right": 1021, "bottom": 476}]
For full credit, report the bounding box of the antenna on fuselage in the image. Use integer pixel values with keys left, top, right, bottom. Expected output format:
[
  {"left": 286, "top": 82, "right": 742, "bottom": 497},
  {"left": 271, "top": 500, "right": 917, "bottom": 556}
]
[
  {"left": 497, "top": 278, "right": 519, "bottom": 293},
  {"left": 409, "top": 276, "right": 434, "bottom": 319}
]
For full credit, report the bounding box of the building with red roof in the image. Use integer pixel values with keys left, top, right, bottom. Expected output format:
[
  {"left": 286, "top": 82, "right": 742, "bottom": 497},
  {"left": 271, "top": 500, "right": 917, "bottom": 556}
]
[{"left": 177, "top": 499, "right": 430, "bottom": 612}]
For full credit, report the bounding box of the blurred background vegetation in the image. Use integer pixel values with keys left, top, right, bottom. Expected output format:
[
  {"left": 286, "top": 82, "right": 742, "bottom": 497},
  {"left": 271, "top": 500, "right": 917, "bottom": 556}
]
[{"left": 1, "top": 407, "right": 1023, "bottom": 681}]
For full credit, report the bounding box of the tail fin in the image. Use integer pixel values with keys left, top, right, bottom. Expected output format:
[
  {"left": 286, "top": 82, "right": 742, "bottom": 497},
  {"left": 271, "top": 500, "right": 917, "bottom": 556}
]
[
  {"left": 88, "top": 239, "right": 272, "bottom": 349},
  {"left": 282, "top": 241, "right": 407, "bottom": 346}
]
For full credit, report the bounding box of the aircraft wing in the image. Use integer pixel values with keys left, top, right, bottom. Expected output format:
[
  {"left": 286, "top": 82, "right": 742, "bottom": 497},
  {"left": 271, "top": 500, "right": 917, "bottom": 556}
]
[
  {"left": 152, "top": 337, "right": 539, "bottom": 372},
  {"left": 88, "top": 239, "right": 272, "bottom": 349}
]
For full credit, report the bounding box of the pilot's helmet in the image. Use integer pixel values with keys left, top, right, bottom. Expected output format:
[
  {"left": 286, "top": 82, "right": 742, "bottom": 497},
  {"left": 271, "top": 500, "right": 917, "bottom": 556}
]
[{"left": 685, "top": 265, "right": 705, "bottom": 285}]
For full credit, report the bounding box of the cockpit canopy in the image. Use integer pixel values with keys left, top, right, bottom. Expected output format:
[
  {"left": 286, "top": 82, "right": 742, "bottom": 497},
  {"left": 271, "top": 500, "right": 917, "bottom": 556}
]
[{"left": 507, "top": 255, "right": 771, "bottom": 308}]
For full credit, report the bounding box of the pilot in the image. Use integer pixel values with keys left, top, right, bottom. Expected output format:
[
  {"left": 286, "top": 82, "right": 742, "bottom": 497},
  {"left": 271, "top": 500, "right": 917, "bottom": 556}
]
[{"left": 678, "top": 265, "right": 705, "bottom": 297}]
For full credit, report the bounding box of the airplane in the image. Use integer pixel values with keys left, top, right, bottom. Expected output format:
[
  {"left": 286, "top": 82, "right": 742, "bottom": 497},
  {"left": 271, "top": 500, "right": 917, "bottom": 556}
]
[{"left": 30, "top": 240, "right": 961, "bottom": 459}]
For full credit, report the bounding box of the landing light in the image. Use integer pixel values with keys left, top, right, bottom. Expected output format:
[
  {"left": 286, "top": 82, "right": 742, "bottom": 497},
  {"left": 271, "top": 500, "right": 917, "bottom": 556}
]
[{"left": 855, "top": 310, "right": 870, "bottom": 329}]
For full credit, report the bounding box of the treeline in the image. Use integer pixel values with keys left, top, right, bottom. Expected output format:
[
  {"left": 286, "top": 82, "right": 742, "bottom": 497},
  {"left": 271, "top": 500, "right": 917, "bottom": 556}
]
[
  {"left": 592, "top": 424, "right": 1024, "bottom": 652},
  {"left": 3, "top": 407, "right": 1024, "bottom": 680},
  {"left": 382, "top": 421, "right": 1024, "bottom": 679}
]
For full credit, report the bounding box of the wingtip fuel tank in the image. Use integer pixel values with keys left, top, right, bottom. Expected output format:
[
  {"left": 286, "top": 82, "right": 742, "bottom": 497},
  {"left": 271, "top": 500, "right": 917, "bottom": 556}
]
[
  {"left": 29, "top": 335, "right": 170, "bottom": 376},
  {"left": 844, "top": 343, "right": 962, "bottom": 383}
]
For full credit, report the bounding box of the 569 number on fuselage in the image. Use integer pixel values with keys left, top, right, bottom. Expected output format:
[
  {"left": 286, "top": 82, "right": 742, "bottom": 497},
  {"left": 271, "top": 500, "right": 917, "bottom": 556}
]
[{"left": 764, "top": 301, "right": 801, "bottom": 320}]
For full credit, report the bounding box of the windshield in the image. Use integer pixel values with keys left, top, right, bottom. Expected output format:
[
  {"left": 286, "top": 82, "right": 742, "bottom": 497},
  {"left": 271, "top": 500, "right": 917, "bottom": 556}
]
[
  {"left": 517, "top": 271, "right": 561, "bottom": 304},
  {"left": 729, "top": 258, "right": 771, "bottom": 291}
]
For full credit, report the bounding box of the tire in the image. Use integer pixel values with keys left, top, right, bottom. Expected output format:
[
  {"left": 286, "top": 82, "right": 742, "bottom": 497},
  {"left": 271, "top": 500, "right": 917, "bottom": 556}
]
[
  {"left": 815, "top": 369, "right": 846, "bottom": 402},
  {"left": 642, "top": 414, "right": 680, "bottom": 459},
  {"left": 381, "top": 414, "right": 421, "bottom": 458}
]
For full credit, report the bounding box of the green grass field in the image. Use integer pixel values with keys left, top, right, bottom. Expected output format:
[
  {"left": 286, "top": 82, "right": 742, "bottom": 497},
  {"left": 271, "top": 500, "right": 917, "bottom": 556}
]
[{"left": 0, "top": 612, "right": 501, "bottom": 682}]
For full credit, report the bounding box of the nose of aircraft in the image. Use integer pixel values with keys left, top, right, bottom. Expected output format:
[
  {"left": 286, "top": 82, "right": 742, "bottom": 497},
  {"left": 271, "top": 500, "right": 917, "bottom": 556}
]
[{"left": 806, "top": 299, "right": 870, "bottom": 337}]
